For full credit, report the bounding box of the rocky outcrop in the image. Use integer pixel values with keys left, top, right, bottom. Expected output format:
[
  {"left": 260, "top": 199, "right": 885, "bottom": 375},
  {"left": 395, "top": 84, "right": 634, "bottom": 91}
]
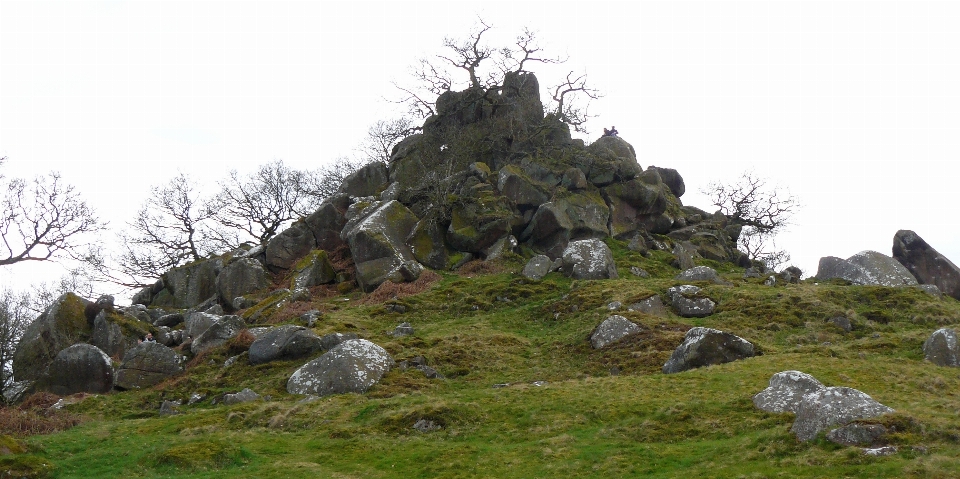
[
  {"left": 12, "top": 293, "right": 92, "bottom": 382},
  {"left": 290, "top": 250, "right": 337, "bottom": 289},
  {"left": 305, "top": 194, "right": 350, "bottom": 252},
  {"left": 287, "top": 339, "right": 394, "bottom": 396},
  {"left": 37, "top": 343, "right": 114, "bottom": 395},
  {"left": 151, "top": 258, "right": 223, "bottom": 309},
  {"left": 338, "top": 161, "right": 388, "bottom": 197},
  {"left": 662, "top": 327, "right": 754, "bottom": 374},
  {"left": 115, "top": 342, "right": 185, "bottom": 389},
  {"left": 248, "top": 325, "right": 323, "bottom": 365},
  {"left": 266, "top": 220, "right": 317, "bottom": 271},
  {"left": 590, "top": 315, "right": 641, "bottom": 349},
  {"left": 342, "top": 199, "right": 422, "bottom": 292},
  {"left": 753, "top": 371, "right": 826, "bottom": 414},
  {"left": 216, "top": 258, "right": 271, "bottom": 306},
  {"left": 893, "top": 230, "right": 960, "bottom": 300},
  {"left": 815, "top": 250, "right": 917, "bottom": 286},
  {"left": 560, "top": 239, "right": 618, "bottom": 280},
  {"left": 791, "top": 387, "right": 894, "bottom": 442},
  {"left": 923, "top": 328, "right": 960, "bottom": 367},
  {"left": 190, "top": 315, "right": 246, "bottom": 355}
]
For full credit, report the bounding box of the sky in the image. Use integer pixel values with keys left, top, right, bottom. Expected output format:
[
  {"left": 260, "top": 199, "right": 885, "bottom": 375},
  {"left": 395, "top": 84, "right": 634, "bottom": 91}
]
[{"left": 1, "top": 1, "right": 959, "bottom": 299}]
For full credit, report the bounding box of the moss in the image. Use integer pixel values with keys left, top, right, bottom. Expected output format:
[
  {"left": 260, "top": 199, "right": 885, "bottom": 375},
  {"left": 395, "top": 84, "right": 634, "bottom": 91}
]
[
  {"left": 0, "top": 455, "right": 56, "bottom": 478},
  {"left": 104, "top": 310, "right": 154, "bottom": 340},
  {"left": 0, "top": 435, "right": 27, "bottom": 455},
  {"left": 149, "top": 440, "right": 248, "bottom": 471},
  {"left": 241, "top": 289, "right": 291, "bottom": 323}
]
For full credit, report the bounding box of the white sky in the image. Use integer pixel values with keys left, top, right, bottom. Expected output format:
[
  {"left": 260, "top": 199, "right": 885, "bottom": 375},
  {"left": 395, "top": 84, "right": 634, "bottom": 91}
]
[{"left": 2, "top": 1, "right": 959, "bottom": 297}]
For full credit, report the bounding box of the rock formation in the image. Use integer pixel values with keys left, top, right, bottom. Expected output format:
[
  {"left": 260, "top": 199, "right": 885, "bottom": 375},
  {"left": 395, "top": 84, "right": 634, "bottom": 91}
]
[{"left": 893, "top": 229, "right": 960, "bottom": 300}]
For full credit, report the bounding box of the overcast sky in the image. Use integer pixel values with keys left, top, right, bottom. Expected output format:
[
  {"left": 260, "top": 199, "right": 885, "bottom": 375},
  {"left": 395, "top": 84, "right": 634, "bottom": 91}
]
[{"left": 2, "top": 1, "right": 959, "bottom": 297}]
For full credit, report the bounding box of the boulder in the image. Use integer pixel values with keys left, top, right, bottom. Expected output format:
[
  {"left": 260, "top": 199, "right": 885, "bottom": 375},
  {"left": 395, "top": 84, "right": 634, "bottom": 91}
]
[
  {"left": 923, "top": 328, "right": 960, "bottom": 367},
  {"left": 305, "top": 194, "right": 350, "bottom": 252},
  {"left": 12, "top": 293, "right": 92, "bottom": 382},
  {"left": 266, "top": 220, "right": 317, "bottom": 271},
  {"left": 319, "top": 332, "right": 359, "bottom": 351},
  {"left": 248, "top": 325, "right": 324, "bottom": 365},
  {"left": 190, "top": 315, "right": 247, "bottom": 355},
  {"left": 521, "top": 202, "right": 573, "bottom": 258},
  {"left": 446, "top": 195, "right": 514, "bottom": 254},
  {"left": 753, "top": 371, "right": 826, "bottom": 414},
  {"left": 152, "top": 258, "right": 223, "bottom": 309},
  {"left": 826, "top": 423, "right": 888, "bottom": 447},
  {"left": 522, "top": 255, "right": 554, "bottom": 280},
  {"left": 498, "top": 165, "right": 550, "bottom": 209},
  {"left": 675, "top": 266, "right": 729, "bottom": 285},
  {"left": 286, "top": 339, "right": 395, "bottom": 396},
  {"left": 341, "top": 199, "right": 422, "bottom": 292},
  {"left": 406, "top": 217, "right": 453, "bottom": 270},
  {"left": 290, "top": 250, "right": 338, "bottom": 289},
  {"left": 627, "top": 296, "right": 668, "bottom": 317},
  {"left": 216, "top": 258, "right": 271, "bottom": 306},
  {"left": 338, "top": 161, "right": 389, "bottom": 197},
  {"left": 893, "top": 229, "right": 960, "bottom": 300},
  {"left": 222, "top": 388, "right": 262, "bottom": 405},
  {"left": 590, "top": 315, "right": 642, "bottom": 349},
  {"left": 155, "top": 313, "right": 184, "bottom": 328},
  {"left": 90, "top": 310, "right": 143, "bottom": 360},
  {"left": 791, "top": 387, "right": 894, "bottom": 442},
  {"left": 662, "top": 327, "right": 755, "bottom": 374},
  {"left": 666, "top": 285, "right": 716, "bottom": 318},
  {"left": 650, "top": 166, "right": 685, "bottom": 197},
  {"left": 560, "top": 239, "right": 618, "bottom": 280},
  {"left": 584, "top": 136, "right": 642, "bottom": 185},
  {"left": 183, "top": 311, "right": 221, "bottom": 339},
  {"left": 815, "top": 251, "right": 917, "bottom": 287},
  {"left": 114, "top": 342, "right": 185, "bottom": 389},
  {"left": 38, "top": 344, "right": 114, "bottom": 395},
  {"left": 602, "top": 174, "right": 668, "bottom": 238},
  {"left": 391, "top": 322, "right": 415, "bottom": 337}
]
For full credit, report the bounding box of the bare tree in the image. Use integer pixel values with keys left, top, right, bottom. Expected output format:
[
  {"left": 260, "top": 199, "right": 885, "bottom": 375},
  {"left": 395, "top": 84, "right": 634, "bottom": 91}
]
[
  {"left": 703, "top": 171, "right": 799, "bottom": 270},
  {"left": 298, "top": 156, "right": 369, "bottom": 201},
  {"left": 549, "top": 71, "right": 602, "bottom": 133},
  {"left": 0, "top": 288, "right": 32, "bottom": 402},
  {"left": 0, "top": 157, "right": 103, "bottom": 267},
  {"left": 358, "top": 118, "right": 416, "bottom": 164}
]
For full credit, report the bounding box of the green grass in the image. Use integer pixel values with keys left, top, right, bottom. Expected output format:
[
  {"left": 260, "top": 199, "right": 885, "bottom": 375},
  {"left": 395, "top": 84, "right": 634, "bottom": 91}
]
[{"left": 8, "top": 239, "right": 960, "bottom": 478}]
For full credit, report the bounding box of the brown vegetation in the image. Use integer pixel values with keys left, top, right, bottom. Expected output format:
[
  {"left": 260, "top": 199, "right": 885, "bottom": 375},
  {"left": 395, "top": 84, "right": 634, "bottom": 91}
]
[
  {"left": 0, "top": 393, "right": 83, "bottom": 437},
  {"left": 358, "top": 270, "right": 442, "bottom": 305}
]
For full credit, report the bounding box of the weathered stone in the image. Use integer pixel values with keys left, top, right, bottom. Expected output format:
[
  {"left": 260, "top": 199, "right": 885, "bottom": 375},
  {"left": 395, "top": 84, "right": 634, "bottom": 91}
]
[
  {"left": 602, "top": 174, "right": 668, "bottom": 238},
  {"left": 12, "top": 293, "right": 92, "bottom": 382},
  {"left": 115, "top": 342, "right": 185, "bottom": 389},
  {"left": 893, "top": 229, "right": 960, "bottom": 300},
  {"left": 627, "top": 295, "right": 668, "bottom": 317},
  {"left": 753, "top": 370, "right": 826, "bottom": 414},
  {"left": 522, "top": 255, "right": 553, "bottom": 280},
  {"left": 650, "top": 166, "right": 685, "bottom": 197},
  {"left": 630, "top": 266, "right": 649, "bottom": 278},
  {"left": 662, "top": 327, "right": 754, "bottom": 374},
  {"left": 483, "top": 234, "right": 517, "bottom": 261},
  {"left": 222, "top": 388, "right": 262, "bottom": 405},
  {"left": 585, "top": 136, "right": 642, "bottom": 185},
  {"left": 676, "top": 265, "right": 728, "bottom": 285},
  {"left": 446, "top": 195, "right": 514, "bottom": 255},
  {"left": 498, "top": 165, "right": 550, "bottom": 209},
  {"left": 183, "top": 311, "right": 220, "bottom": 339},
  {"left": 217, "top": 258, "right": 271, "bottom": 305},
  {"left": 560, "top": 239, "right": 618, "bottom": 280},
  {"left": 305, "top": 194, "right": 350, "bottom": 252},
  {"left": 590, "top": 315, "right": 641, "bottom": 349},
  {"left": 666, "top": 285, "right": 716, "bottom": 318},
  {"left": 319, "top": 332, "right": 359, "bottom": 352},
  {"left": 791, "top": 387, "right": 894, "bottom": 442},
  {"left": 290, "top": 250, "right": 337, "bottom": 289},
  {"left": 190, "top": 315, "right": 247, "bottom": 355},
  {"left": 672, "top": 242, "right": 698, "bottom": 271},
  {"left": 392, "top": 322, "right": 415, "bottom": 337},
  {"left": 816, "top": 251, "right": 918, "bottom": 286},
  {"left": 923, "top": 328, "right": 960, "bottom": 367},
  {"left": 248, "top": 324, "right": 324, "bottom": 365},
  {"left": 338, "top": 161, "right": 389, "bottom": 197},
  {"left": 266, "top": 220, "right": 317, "bottom": 271},
  {"left": 828, "top": 315, "right": 853, "bottom": 332},
  {"left": 155, "top": 313, "right": 184, "bottom": 328},
  {"left": 826, "top": 423, "right": 888, "bottom": 447},
  {"left": 38, "top": 344, "right": 114, "bottom": 395},
  {"left": 287, "top": 339, "right": 395, "bottom": 396},
  {"left": 152, "top": 258, "right": 223, "bottom": 309},
  {"left": 521, "top": 202, "right": 573, "bottom": 258},
  {"left": 407, "top": 217, "right": 452, "bottom": 270},
  {"left": 342, "top": 199, "right": 422, "bottom": 292}
]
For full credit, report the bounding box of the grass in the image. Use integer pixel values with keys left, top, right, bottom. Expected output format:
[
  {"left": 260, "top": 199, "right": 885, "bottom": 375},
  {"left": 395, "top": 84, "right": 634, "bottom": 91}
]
[{"left": 5, "top": 239, "right": 960, "bottom": 478}]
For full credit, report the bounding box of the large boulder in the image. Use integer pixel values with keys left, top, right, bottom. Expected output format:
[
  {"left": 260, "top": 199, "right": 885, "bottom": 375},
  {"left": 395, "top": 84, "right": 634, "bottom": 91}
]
[
  {"left": 341, "top": 199, "right": 422, "bottom": 292},
  {"left": 662, "top": 327, "right": 755, "bottom": 374},
  {"left": 815, "top": 251, "right": 917, "bottom": 286},
  {"left": 37, "top": 343, "right": 114, "bottom": 395},
  {"left": 676, "top": 266, "right": 728, "bottom": 285},
  {"left": 290, "top": 250, "right": 337, "bottom": 289},
  {"left": 216, "top": 258, "right": 271, "bottom": 305},
  {"left": 338, "top": 161, "right": 389, "bottom": 197},
  {"left": 521, "top": 201, "right": 574, "bottom": 258},
  {"left": 406, "top": 217, "right": 454, "bottom": 270},
  {"left": 791, "top": 387, "right": 894, "bottom": 442},
  {"left": 151, "top": 258, "right": 223, "bottom": 309},
  {"left": 666, "top": 285, "right": 716, "bottom": 318},
  {"left": 560, "top": 239, "right": 618, "bottom": 280},
  {"left": 114, "top": 342, "right": 185, "bottom": 389},
  {"left": 650, "top": 166, "right": 685, "bottom": 198},
  {"left": 498, "top": 165, "right": 550, "bottom": 209},
  {"left": 287, "top": 339, "right": 394, "bottom": 396},
  {"left": 753, "top": 371, "right": 826, "bottom": 414},
  {"left": 248, "top": 325, "right": 324, "bottom": 365},
  {"left": 305, "top": 194, "right": 350, "bottom": 252},
  {"left": 923, "top": 328, "right": 960, "bottom": 367},
  {"left": 584, "top": 136, "right": 642, "bottom": 186},
  {"left": 602, "top": 172, "right": 668, "bottom": 238},
  {"left": 190, "top": 315, "right": 246, "bottom": 355},
  {"left": 90, "top": 310, "right": 147, "bottom": 360},
  {"left": 893, "top": 230, "right": 960, "bottom": 300},
  {"left": 590, "top": 315, "right": 642, "bottom": 349},
  {"left": 446, "top": 194, "right": 514, "bottom": 254},
  {"left": 183, "top": 311, "right": 221, "bottom": 339},
  {"left": 266, "top": 220, "right": 317, "bottom": 271},
  {"left": 12, "top": 293, "right": 92, "bottom": 382}
]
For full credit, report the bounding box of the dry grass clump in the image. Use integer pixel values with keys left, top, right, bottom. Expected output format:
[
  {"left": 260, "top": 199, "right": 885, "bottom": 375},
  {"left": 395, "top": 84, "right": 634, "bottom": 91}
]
[
  {"left": 0, "top": 393, "right": 83, "bottom": 437},
  {"left": 226, "top": 329, "right": 257, "bottom": 355},
  {"left": 359, "top": 270, "right": 442, "bottom": 305},
  {"left": 457, "top": 259, "right": 508, "bottom": 275}
]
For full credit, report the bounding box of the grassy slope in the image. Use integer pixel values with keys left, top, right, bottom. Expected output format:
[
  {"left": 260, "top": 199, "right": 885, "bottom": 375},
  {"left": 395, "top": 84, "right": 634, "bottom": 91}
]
[{"left": 16, "top": 240, "right": 960, "bottom": 478}]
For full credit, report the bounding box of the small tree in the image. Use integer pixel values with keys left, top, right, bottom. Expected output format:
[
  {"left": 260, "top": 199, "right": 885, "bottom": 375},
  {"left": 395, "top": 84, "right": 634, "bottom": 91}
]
[
  {"left": 703, "top": 171, "right": 799, "bottom": 270},
  {"left": 298, "top": 156, "right": 370, "bottom": 201},
  {"left": 358, "top": 118, "right": 416, "bottom": 164},
  {"left": 0, "top": 288, "right": 31, "bottom": 402}
]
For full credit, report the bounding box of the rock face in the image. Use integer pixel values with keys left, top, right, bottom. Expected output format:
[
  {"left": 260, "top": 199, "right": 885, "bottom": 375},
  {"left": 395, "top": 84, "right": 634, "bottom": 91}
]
[
  {"left": 115, "top": 342, "right": 185, "bottom": 389},
  {"left": 248, "top": 325, "right": 323, "bottom": 365},
  {"left": 791, "top": 387, "right": 894, "bottom": 442},
  {"left": 152, "top": 258, "right": 223, "bottom": 309},
  {"left": 190, "top": 315, "right": 247, "bottom": 355},
  {"left": 923, "top": 328, "right": 960, "bottom": 367},
  {"left": 287, "top": 339, "right": 394, "bottom": 396},
  {"left": 39, "top": 343, "right": 114, "bottom": 395},
  {"left": 338, "top": 161, "right": 389, "bottom": 197},
  {"left": 290, "top": 250, "right": 337, "bottom": 289},
  {"left": 342, "top": 200, "right": 422, "bottom": 292},
  {"left": 666, "top": 285, "right": 716, "bottom": 318},
  {"left": 662, "top": 327, "right": 755, "bottom": 374},
  {"left": 216, "top": 258, "right": 271, "bottom": 306},
  {"left": 590, "top": 315, "right": 641, "bottom": 349},
  {"left": 560, "top": 239, "right": 618, "bottom": 280},
  {"left": 13, "top": 293, "right": 92, "bottom": 382},
  {"left": 90, "top": 311, "right": 139, "bottom": 360},
  {"left": 815, "top": 250, "right": 917, "bottom": 286},
  {"left": 893, "top": 229, "right": 960, "bottom": 300},
  {"left": 753, "top": 371, "right": 826, "bottom": 414}
]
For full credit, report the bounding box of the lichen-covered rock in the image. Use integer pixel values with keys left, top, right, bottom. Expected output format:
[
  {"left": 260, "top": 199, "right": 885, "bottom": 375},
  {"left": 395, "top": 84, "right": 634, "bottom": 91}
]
[
  {"left": 815, "top": 251, "right": 917, "bottom": 286},
  {"left": 406, "top": 217, "right": 453, "bottom": 270},
  {"left": 522, "top": 255, "right": 554, "bottom": 280},
  {"left": 115, "top": 342, "right": 185, "bottom": 389},
  {"left": 222, "top": 388, "right": 262, "bottom": 405},
  {"left": 338, "top": 161, "right": 389, "bottom": 197},
  {"left": 446, "top": 195, "right": 514, "bottom": 255},
  {"left": 923, "top": 328, "right": 960, "bottom": 367},
  {"left": 826, "top": 423, "right": 888, "bottom": 447},
  {"left": 305, "top": 194, "right": 350, "bottom": 252},
  {"left": 12, "top": 293, "right": 92, "bottom": 382},
  {"left": 290, "top": 250, "right": 337, "bottom": 289},
  {"left": 152, "top": 258, "right": 223, "bottom": 309},
  {"left": 791, "top": 387, "right": 894, "bottom": 442},
  {"left": 893, "top": 229, "right": 960, "bottom": 300},
  {"left": 265, "top": 219, "right": 317, "bottom": 271},
  {"left": 602, "top": 173, "right": 668, "bottom": 238},
  {"left": 560, "top": 239, "right": 618, "bottom": 280},
  {"left": 662, "top": 327, "right": 754, "bottom": 374},
  {"left": 287, "top": 339, "right": 394, "bottom": 396},
  {"left": 666, "top": 285, "right": 716, "bottom": 318},
  {"left": 584, "top": 136, "right": 642, "bottom": 186},
  {"left": 38, "top": 343, "right": 114, "bottom": 395},
  {"left": 190, "top": 315, "right": 246, "bottom": 355},
  {"left": 342, "top": 199, "right": 422, "bottom": 292},
  {"left": 590, "top": 315, "right": 641, "bottom": 349},
  {"left": 90, "top": 310, "right": 146, "bottom": 360},
  {"left": 248, "top": 325, "right": 323, "bottom": 365},
  {"left": 753, "top": 370, "right": 826, "bottom": 414},
  {"left": 554, "top": 192, "right": 610, "bottom": 240},
  {"left": 676, "top": 266, "right": 728, "bottom": 285},
  {"left": 627, "top": 295, "right": 668, "bottom": 317},
  {"left": 498, "top": 165, "right": 550, "bottom": 209},
  {"left": 521, "top": 201, "right": 574, "bottom": 258},
  {"left": 183, "top": 311, "right": 221, "bottom": 340},
  {"left": 650, "top": 166, "right": 685, "bottom": 198},
  {"left": 217, "top": 258, "right": 271, "bottom": 305}
]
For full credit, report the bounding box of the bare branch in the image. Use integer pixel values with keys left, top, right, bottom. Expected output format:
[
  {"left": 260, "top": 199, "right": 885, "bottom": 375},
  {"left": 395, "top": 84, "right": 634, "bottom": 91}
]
[{"left": 549, "top": 71, "right": 602, "bottom": 133}]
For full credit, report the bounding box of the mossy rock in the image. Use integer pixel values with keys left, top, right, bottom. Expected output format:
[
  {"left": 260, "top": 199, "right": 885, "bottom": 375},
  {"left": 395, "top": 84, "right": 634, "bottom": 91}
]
[
  {"left": 290, "top": 250, "right": 337, "bottom": 289},
  {"left": 242, "top": 289, "right": 292, "bottom": 323},
  {"left": 153, "top": 258, "right": 223, "bottom": 309},
  {"left": 0, "top": 435, "right": 26, "bottom": 456},
  {"left": 12, "top": 293, "right": 91, "bottom": 382}
]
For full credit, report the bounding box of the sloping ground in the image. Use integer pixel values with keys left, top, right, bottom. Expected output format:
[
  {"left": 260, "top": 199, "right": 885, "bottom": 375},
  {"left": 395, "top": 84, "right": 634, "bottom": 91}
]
[{"left": 12, "top": 240, "right": 960, "bottom": 478}]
